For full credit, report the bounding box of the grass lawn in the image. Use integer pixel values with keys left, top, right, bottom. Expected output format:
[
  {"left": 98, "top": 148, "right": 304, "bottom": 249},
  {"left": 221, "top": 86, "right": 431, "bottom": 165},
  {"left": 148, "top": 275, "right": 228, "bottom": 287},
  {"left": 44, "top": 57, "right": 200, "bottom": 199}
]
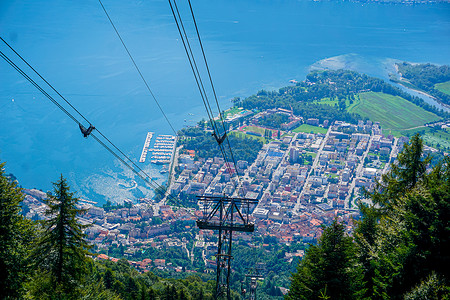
[
  {"left": 313, "top": 97, "right": 338, "bottom": 106},
  {"left": 348, "top": 92, "right": 441, "bottom": 131},
  {"left": 293, "top": 124, "right": 328, "bottom": 134},
  {"left": 306, "top": 152, "right": 317, "bottom": 158},
  {"left": 230, "top": 131, "right": 267, "bottom": 143},
  {"left": 242, "top": 125, "right": 265, "bottom": 135},
  {"left": 435, "top": 81, "right": 450, "bottom": 96},
  {"left": 346, "top": 96, "right": 360, "bottom": 111}
]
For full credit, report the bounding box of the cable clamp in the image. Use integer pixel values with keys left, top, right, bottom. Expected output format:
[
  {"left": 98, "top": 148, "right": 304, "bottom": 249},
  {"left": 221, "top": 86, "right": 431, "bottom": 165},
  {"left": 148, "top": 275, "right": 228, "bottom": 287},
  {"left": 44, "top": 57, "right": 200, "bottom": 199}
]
[
  {"left": 79, "top": 123, "right": 95, "bottom": 138},
  {"left": 212, "top": 131, "right": 227, "bottom": 145}
]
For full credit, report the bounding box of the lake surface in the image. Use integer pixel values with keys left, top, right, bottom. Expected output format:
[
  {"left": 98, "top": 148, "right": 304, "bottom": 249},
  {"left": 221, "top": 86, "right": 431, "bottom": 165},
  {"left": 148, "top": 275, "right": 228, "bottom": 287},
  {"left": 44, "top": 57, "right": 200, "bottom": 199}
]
[{"left": 1, "top": 0, "right": 449, "bottom": 203}]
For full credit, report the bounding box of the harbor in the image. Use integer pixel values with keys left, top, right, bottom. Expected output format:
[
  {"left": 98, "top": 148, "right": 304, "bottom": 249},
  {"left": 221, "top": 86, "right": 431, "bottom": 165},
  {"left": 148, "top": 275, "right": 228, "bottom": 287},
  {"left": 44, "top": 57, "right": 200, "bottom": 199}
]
[{"left": 149, "top": 134, "right": 177, "bottom": 165}]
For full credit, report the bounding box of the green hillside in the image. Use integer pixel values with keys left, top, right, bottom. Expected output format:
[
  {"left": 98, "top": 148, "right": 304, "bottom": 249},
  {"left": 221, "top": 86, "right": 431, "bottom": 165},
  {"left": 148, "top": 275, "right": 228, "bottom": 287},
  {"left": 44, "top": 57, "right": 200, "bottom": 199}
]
[{"left": 348, "top": 92, "right": 441, "bottom": 132}]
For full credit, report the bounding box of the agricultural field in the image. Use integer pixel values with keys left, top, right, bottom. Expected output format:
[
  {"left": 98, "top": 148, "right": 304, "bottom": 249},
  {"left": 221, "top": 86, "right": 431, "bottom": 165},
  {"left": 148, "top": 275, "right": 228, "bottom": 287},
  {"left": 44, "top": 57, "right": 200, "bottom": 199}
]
[
  {"left": 293, "top": 124, "right": 328, "bottom": 134},
  {"left": 435, "top": 80, "right": 450, "bottom": 96},
  {"left": 348, "top": 92, "right": 440, "bottom": 132}
]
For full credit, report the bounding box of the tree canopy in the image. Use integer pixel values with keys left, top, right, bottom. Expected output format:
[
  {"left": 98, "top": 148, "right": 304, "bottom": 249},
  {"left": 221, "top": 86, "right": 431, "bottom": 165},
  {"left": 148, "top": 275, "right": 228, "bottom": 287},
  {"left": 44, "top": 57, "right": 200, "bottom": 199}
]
[
  {"left": 0, "top": 161, "right": 35, "bottom": 299},
  {"left": 286, "top": 220, "right": 363, "bottom": 300},
  {"left": 31, "top": 175, "right": 91, "bottom": 297},
  {"left": 397, "top": 62, "right": 450, "bottom": 106}
]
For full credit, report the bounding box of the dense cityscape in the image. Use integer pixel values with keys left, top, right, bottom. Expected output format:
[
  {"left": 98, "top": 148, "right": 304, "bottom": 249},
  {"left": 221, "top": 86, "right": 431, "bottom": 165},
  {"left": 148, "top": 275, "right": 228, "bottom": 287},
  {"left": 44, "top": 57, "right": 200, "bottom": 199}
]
[
  {"left": 20, "top": 101, "right": 448, "bottom": 277},
  {"left": 1, "top": 0, "right": 449, "bottom": 296}
]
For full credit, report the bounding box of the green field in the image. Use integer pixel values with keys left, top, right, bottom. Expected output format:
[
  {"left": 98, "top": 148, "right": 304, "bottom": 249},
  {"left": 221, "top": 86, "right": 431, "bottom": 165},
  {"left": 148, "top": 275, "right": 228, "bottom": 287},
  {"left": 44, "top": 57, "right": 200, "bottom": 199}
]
[
  {"left": 230, "top": 131, "right": 267, "bottom": 143},
  {"left": 348, "top": 92, "right": 440, "bottom": 131},
  {"left": 243, "top": 125, "right": 266, "bottom": 135},
  {"left": 293, "top": 124, "right": 328, "bottom": 134},
  {"left": 435, "top": 81, "right": 450, "bottom": 96},
  {"left": 313, "top": 97, "right": 338, "bottom": 106},
  {"left": 306, "top": 152, "right": 317, "bottom": 158}
]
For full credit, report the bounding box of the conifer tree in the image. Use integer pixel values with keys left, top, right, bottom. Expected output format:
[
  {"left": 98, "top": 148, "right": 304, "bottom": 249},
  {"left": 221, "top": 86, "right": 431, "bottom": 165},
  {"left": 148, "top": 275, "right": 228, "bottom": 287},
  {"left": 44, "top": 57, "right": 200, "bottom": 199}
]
[
  {"left": 33, "top": 174, "right": 91, "bottom": 295},
  {"left": 287, "top": 219, "right": 364, "bottom": 300},
  {"left": 372, "top": 133, "right": 430, "bottom": 209},
  {"left": 0, "top": 161, "right": 35, "bottom": 299},
  {"left": 355, "top": 135, "right": 449, "bottom": 299}
]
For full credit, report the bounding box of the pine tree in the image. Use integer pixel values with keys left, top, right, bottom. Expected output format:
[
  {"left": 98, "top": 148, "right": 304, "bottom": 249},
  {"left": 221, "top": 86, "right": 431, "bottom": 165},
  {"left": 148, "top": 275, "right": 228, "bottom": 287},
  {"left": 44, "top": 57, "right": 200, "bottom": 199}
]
[
  {"left": 104, "top": 268, "right": 114, "bottom": 290},
  {"left": 287, "top": 219, "right": 364, "bottom": 300},
  {"left": 372, "top": 133, "right": 430, "bottom": 209},
  {"left": 356, "top": 136, "right": 450, "bottom": 299},
  {"left": 33, "top": 174, "right": 91, "bottom": 295},
  {"left": 0, "top": 161, "right": 35, "bottom": 299}
]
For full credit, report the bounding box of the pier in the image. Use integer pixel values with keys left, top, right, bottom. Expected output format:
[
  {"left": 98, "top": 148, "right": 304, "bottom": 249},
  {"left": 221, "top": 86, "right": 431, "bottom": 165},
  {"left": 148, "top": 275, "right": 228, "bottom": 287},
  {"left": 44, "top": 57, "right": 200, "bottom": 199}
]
[{"left": 139, "top": 132, "right": 154, "bottom": 163}]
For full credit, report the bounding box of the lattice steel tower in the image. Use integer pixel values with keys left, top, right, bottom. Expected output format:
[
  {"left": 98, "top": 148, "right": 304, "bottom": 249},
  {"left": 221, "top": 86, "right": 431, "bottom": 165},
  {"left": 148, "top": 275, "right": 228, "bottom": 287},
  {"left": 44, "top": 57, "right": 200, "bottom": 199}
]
[
  {"left": 196, "top": 195, "right": 258, "bottom": 299},
  {"left": 243, "top": 263, "right": 265, "bottom": 300}
]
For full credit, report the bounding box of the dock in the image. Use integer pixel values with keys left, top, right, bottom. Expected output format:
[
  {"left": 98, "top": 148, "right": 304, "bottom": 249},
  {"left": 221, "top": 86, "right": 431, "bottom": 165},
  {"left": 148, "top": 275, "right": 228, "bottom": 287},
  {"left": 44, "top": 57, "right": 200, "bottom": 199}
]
[
  {"left": 139, "top": 132, "right": 154, "bottom": 163},
  {"left": 149, "top": 134, "right": 177, "bottom": 164}
]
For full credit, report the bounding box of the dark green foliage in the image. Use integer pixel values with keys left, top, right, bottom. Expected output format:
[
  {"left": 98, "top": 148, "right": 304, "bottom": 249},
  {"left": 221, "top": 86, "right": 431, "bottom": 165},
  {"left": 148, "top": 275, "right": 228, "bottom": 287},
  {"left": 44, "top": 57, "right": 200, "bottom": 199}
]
[
  {"left": 371, "top": 134, "right": 431, "bottom": 209},
  {"left": 103, "top": 199, "right": 128, "bottom": 211},
  {"left": 286, "top": 219, "right": 363, "bottom": 300},
  {"left": 397, "top": 62, "right": 450, "bottom": 106},
  {"left": 258, "top": 113, "right": 289, "bottom": 129},
  {"left": 243, "top": 69, "right": 449, "bottom": 120},
  {"left": 355, "top": 135, "right": 450, "bottom": 299},
  {"left": 0, "top": 161, "right": 35, "bottom": 299},
  {"left": 32, "top": 175, "right": 91, "bottom": 296},
  {"left": 404, "top": 273, "right": 450, "bottom": 300},
  {"left": 91, "top": 259, "right": 215, "bottom": 300},
  {"left": 179, "top": 127, "right": 263, "bottom": 164}
]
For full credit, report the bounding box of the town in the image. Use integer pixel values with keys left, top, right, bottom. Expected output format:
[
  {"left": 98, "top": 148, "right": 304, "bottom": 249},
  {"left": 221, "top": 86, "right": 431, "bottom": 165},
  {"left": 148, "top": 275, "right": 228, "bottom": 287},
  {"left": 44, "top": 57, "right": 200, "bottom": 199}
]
[{"left": 20, "top": 103, "right": 431, "bottom": 279}]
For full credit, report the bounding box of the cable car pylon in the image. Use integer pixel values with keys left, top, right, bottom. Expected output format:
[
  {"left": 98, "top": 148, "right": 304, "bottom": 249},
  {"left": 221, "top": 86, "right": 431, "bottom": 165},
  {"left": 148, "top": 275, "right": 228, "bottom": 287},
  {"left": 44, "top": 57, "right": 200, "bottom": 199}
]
[
  {"left": 244, "top": 263, "right": 265, "bottom": 300},
  {"left": 196, "top": 195, "right": 258, "bottom": 299}
]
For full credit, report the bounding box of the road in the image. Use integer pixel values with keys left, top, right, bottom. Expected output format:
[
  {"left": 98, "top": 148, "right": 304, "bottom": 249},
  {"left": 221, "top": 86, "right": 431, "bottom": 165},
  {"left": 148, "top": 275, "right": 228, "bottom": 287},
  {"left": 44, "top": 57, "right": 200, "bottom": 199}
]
[
  {"left": 159, "top": 144, "right": 183, "bottom": 209},
  {"left": 293, "top": 127, "right": 332, "bottom": 214},
  {"left": 252, "top": 132, "right": 298, "bottom": 212},
  {"left": 344, "top": 135, "right": 374, "bottom": 209},
  {"left": 382, "top": 137, "right": 398, "bottom": 175}
]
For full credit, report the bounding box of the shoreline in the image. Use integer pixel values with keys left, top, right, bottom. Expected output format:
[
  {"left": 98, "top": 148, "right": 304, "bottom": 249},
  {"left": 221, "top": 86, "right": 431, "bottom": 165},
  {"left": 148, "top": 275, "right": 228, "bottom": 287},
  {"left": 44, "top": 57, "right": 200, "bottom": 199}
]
[{"left": 393, "top": 63, "right": 450, "bottom": 110}]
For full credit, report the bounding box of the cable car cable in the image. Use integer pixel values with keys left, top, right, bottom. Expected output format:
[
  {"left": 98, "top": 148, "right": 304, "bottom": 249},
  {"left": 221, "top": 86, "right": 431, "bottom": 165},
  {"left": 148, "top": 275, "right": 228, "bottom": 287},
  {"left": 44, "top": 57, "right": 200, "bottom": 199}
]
[
  {"left": 168, "top": 0, "right": 244, "bottom": 195},
  {"left": 168, "top": 0, "right": 238, "bottom": 185},
  {"left": 99, "top": 0, "right": 177, "bottom": 135},
  {"left": 0, "top": 45, "right": 182, "bottom": 206},
  {"left": 187, "top": 0, "right": 242, "bottom": 182}
]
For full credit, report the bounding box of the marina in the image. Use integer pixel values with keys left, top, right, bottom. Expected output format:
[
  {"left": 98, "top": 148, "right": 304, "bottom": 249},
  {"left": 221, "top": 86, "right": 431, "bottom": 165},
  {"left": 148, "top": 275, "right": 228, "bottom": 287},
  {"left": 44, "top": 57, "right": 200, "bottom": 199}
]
[
  {"left": 149, "top": 134, "right": 177, "bottom": 164},
  {"left": 139, "top": 132, "right": 154, "bottom": 163}
]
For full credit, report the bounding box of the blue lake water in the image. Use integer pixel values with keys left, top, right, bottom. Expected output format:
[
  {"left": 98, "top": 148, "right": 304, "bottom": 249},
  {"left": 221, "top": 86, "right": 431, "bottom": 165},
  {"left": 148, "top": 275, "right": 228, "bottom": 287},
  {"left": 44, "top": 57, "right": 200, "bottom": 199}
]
[{"left": 1, "top": 0, "right": 449, "bottom": 203}]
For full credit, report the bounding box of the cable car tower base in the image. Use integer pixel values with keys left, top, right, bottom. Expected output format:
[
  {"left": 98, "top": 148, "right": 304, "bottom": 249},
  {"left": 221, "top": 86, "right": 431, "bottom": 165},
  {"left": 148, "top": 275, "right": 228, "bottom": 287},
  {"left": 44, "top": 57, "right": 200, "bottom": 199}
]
[{"left": 196, "top": 195, "right": 258, "bottom": 300}]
